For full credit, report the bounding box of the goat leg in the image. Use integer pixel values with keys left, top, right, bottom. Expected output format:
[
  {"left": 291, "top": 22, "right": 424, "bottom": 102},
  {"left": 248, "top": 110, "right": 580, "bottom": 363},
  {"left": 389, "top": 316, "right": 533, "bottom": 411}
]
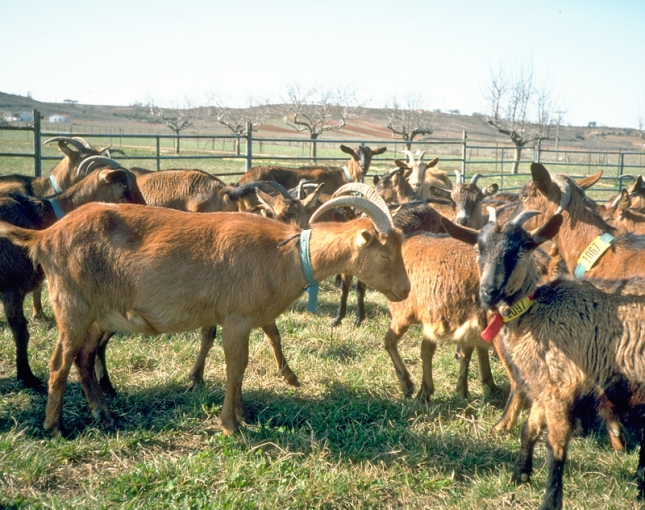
[
  {"left": 455, "top": 344, "right": 474, "bottom": 398},
  {"left": 189, "top": 326, "right": 217, "bottom": 389},
  {"left": 220, "top": 321, "right": 251, "bottom": 436},
  {"left": 332, "top": 274, "right": 352, "bottom": 326},
  {"left": 354, "top": 280, "right": 367, "bottom": 327},
  {"left": 476, "top": 346, "right": 497, "bottom": 393},
  {"left": 262, "top": 322, "right": 300, "bottom": 387},
  {"left": 384, "top": 322, "right": 413, "bottom": 397},
  {"left": 636, "top": 426, "right": 645, "bottom": 500},
  {"left": 492, "top": 336, "right": 526, "bottom": 434},
  {"left": 2, "top": 291, "right": 43, "bottom": 390},
  {"left": 512, "top": 402, "right": 546, "bottom": 485},
  {"left": 540, "top": 398, "right": 572, "bottom": 510},
  {"left": 95, "top": 332, "right": 117, "bottom": 397},
  {"left": 75, "top": 329, "right": 115, "bottom": 430},
  {"left": 417, "top": 336, "right": 437, "bottom": 402},
  {"left": 31, "top": 285, "right": 48, "bottom": 321}
]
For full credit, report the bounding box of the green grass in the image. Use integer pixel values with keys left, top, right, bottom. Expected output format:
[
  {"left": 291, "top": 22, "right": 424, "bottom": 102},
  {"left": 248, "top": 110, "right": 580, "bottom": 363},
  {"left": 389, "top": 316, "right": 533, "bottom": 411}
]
[{"left": 0, "top": 282, "right": 643, "bottom": 509}]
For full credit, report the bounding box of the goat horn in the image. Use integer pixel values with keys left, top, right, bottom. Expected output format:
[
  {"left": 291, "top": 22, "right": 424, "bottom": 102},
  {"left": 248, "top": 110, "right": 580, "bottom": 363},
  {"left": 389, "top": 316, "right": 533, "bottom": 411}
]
[
  {"left": 104, "top": 148, "right": 127, "bottom": 157},
  {"left": 551, "top": 175, "right": 572, "bottom": 215},
  {"left": 72, "top": 137, "right": 93, "bottom": 148},
  {"left": 470, "top": 174, "right": 483, "bottom": 186},
  {"left": 331, "top": 182, "right": 392, "bottom": 222},
  {"left": 416, "top": 150, "right": 426, "bottom": 162},
  {"left": 309, "top": 196, "right": 393, "bottom": 234},
  {"left": 487, "top": 206, "right": 497, "bottom": 223},
  {"left": 43, "top": 136, "right": 87, "bottom": 152},
  {"left": 76, "top": 156, "right": 124, "bottom": 176},
  {"left": 454, "top": 170, "right": 463, "bottom": 184},
  {"left": 402, "top": 149, "right": 415, "bottom": 167},
  {"left": 510, "top": 210, "right": 542, "bottom": 227},
  {"left": 263, "top": 181, "right": 291, "bottom": 200}
]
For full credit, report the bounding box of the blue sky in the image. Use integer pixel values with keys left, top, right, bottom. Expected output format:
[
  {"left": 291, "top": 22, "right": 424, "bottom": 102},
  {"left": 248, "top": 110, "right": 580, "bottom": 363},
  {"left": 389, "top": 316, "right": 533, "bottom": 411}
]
[{"left": 2, "top": 0, "right": 644, "bottom": 128}]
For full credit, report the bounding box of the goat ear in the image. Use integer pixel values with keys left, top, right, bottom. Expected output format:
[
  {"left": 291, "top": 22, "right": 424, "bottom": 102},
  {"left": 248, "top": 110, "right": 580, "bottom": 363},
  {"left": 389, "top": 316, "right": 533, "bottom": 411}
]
[
  {"left": 429, "top": 186, "right": 452, "bottom": 200},
  {"left": 618, "top": 189, "right": 631, "bottom": 210},
  {"left": 529, "top": 214, "right": 563, "bottom": 247},
  {"left": 440, "top": 217, "right": 478, "bottom": 246},
  {"left": 483, "top": 183, "right": 499, "bottom": 197},
  {"left": 372, "top": 146, "right": 387, "bottom": 155},
  {"left": 355, "top": 230, "right": 372, "bottom": 247},
  {"left": 394, "top": 159, "right": 408, "bottom": 169},
  {"left": 58, "top": 140, "right": 76, "bottom": 158},
  {"left": 531, "top": 163, "right": 552, "bottom": 196},
  {"left": 373, "top": 175, "right": 380, "bottom": 185},
  {"left": 577, "top": 170, "right": 603, "bottom": 190},
  {"left": 628, "top": 175, "right": 644, "bottom": 194},
  {"left": 302, "top": 184, "right": 325, "bottom": 211},
  {"left": 255, "top": 189, "right": 277, "bottom": 213},
  {"left": 98, "top": 169, "right": 127, "bottom": 184},
  {"left": 340, "top": 145, "right": 357, "bottom": 158},
  {"left": 426, "top": 157, "right": 439, "bottom": 168}
]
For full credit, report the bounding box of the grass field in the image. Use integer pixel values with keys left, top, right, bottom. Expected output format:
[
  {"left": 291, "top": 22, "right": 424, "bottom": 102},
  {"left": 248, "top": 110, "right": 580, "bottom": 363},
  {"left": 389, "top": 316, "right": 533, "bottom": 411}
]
[
  {"left": 1, "top": 131, "right": 645, "bottom": 508},
  {"left": 0, "top": 282, "right": 644, "bottom": 509}
]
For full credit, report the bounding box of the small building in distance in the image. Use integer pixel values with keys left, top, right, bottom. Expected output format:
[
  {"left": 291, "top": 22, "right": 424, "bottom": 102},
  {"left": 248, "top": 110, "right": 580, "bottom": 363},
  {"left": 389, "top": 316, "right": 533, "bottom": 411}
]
[{"left": 49, "top": 114, "right": 71, "bottom": 123}]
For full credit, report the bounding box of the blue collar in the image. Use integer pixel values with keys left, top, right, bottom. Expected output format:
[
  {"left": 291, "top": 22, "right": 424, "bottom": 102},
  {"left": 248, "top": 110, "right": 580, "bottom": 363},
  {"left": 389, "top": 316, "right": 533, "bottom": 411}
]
[
  {"left": 49, "top": 175, "right": 62, "bottom": 193},
  {"left": 299, "top": 229, "right": 319, "bottom": 312},
  {"left": 46, "top": 198, "right": 65, "bottom": 220},
  {"left": 573, "top": 232, "right": 615, "bottom": 279}
]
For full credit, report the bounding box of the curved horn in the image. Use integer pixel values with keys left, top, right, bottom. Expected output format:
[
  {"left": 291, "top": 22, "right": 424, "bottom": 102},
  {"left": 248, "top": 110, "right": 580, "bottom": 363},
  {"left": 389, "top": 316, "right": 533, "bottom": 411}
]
[
  {"left": 331, "top": 182, "right": 392, "bottom": 222},
  {"left": 309, "top": 196, "right": 393, "bottom": 234},
  {"left": 72, "top": 137, "right": 93, "bottom": 148},
  {"left": 43, "top": 136, "right": 87, "bottom": 152},
  {"left": 262, "top": 181, "right": 291, "bottom": 199},
  {"left": 416, "top": 150, "right": 426, "bottom": 162},
  {"left": 454, "top": 169, "right": 463, "bottom": 184},
  {"left": 487, "top": 206, "right": 497, "bottom": 223},
  {"left": 469, "top": 174, "right": 483, "bottom": 186},
  {"left": 296, "top": 179, "right": 308, "bottom": 200},
  {"left": 76, "top": 156, "right": 124, "bottom": 176},
  {"left": 510, "top": 210, "right": 542, "bottom": 227},
  {"left": 103, "top": 148, "right": 127, "bottom": 157},
  {"left": 551, "top": 175, "right": 572, "bottom": 215},
  {"left": 402, "top": 149, "right": 415, "bottom": 167}
]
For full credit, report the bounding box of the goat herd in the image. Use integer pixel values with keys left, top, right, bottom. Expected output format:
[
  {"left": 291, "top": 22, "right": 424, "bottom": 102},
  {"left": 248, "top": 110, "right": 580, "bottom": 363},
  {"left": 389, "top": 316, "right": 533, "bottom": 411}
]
[{"left": 2, "top": 137, "right": 645, "bottom": 508}]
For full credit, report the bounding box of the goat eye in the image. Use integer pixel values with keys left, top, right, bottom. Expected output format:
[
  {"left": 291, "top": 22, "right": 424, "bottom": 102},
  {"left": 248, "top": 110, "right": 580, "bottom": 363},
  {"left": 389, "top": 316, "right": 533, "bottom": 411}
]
[
  {"left": 120, "top": 183, "right": 128, "bottom": 189},
  {"left": 380, "top": 254, "right": 391, "bottom": 261}
]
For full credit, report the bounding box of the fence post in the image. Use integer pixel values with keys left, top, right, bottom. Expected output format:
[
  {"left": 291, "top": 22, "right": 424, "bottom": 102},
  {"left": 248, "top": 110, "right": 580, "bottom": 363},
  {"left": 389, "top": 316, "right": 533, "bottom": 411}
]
[
  {"left": 33, "top": 109, "right": 42, "bottom": 177},
  {"left": 535, "top": 138, "right": 542, "bottom": 163},
  {"left": 619, "top": 151, "right": 625, "bottom": 192},
  {"left": 156, "top": 136, "right": 160, "bottom": 171},
  {"left": 245, "top": 122, "right": 253, "bottom": 171},
  {"left": 461, "top": 130, "right": 467, "bottom": 178}
]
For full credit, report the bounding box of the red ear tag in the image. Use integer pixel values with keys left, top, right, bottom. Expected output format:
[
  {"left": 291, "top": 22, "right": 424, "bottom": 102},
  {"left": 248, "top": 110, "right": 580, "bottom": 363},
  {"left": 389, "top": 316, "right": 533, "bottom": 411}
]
[{"left": 481, "top": 313, "right": 503, "bottom": 342}]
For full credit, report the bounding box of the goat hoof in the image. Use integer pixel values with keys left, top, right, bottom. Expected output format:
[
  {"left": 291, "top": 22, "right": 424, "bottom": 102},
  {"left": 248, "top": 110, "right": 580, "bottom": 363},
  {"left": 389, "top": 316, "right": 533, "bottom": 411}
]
[
  {"left": 283, "top": 373, "right": 301, "bottom": 387},
  {"left": 511, "top": 471, "right": 530, "bottom": 485},
  {"left": 18, "top": 374, "right": 45, "bottom": 392},
  {"left": 220, "top": 415, "right": 239, "bottom": 436},
  {"left": 353, "top": 316, "right": 364, "bottom": 328},
  {"left": 331, "top": 317, "right": 343, "bottom": 327},
  {"left": 415, "top": 389, "right": 432, "bottom": 403}
]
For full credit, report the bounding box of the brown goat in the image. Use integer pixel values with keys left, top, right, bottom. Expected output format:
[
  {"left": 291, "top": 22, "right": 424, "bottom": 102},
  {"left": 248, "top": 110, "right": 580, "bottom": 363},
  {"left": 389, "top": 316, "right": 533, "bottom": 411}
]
[
  {"left": 237, "top": 144, "right": 387, "bottom": 193},
  {"left": 443, "top": 210, "right": 645, "bottom": 509},
  {"left": 0, "top": 166, "right": 144, "bottom": 389},
  {"left": 0, "top": 197, "right": 409, "bottom": 436}
]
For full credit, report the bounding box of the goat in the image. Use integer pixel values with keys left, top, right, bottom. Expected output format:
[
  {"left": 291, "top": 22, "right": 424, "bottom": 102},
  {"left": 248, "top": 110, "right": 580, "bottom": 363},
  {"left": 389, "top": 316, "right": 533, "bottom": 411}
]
[
  {"left": 429, "top": 172, "right": 499, "bottom": 227},
  {"left": 0, "top": 163, "right": 144, "bottom": 389},
  {"left": 443, "top": 209, "right": 645, "bottom": 509},
  {"left": 237, "top": 144, "right": 387, "bottom": 193},
  {"left": 0, "top": 137, "right": 113, "bottom": 197},
  {"left": 398, "top": 150, "right": 452, "bottom": 200},
  {"left": 0, "top": 194, "right": 409, "bottom": 436},
  {"left": 604, "top": 189, "right": 645, "bottom": 235}
]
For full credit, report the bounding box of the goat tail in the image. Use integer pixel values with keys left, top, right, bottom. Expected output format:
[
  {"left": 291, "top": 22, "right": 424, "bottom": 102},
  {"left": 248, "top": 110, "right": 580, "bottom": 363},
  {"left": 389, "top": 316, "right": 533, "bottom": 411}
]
[{"left": 0, "top": 221, "right": 42, "bottom": 261}]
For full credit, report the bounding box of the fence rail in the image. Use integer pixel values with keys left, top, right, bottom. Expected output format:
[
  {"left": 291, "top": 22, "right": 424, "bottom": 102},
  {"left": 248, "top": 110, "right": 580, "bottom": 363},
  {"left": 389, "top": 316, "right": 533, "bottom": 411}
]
[{"left": 3, "top": 109, "right": 645, "bottom": 197}]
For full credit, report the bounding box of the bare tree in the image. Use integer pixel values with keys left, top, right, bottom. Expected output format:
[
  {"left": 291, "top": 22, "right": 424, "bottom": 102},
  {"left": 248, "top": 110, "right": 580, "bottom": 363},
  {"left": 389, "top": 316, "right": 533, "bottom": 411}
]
[
  {"left": 484, "top": 62, "right": 553, "bottom": 173},
  {"left": 148, "top": 100, "right": 196, "bottom": 154},
  {"left": 637, "top": 111, "right": 645, "bottom": 149},
  {"left": 384, "top": 94, "right": 434, "bottom": 150},
  {"left": 208, "top": 95, "right": 273, "bottom": 155},
  {"left": 281, "top": 84, "right": 358, "bottom": 160}
]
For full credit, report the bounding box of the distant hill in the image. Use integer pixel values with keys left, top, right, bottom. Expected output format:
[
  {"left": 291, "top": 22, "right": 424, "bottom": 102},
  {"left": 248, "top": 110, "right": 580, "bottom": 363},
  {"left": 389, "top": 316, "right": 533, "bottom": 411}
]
[{"left": 1, "top": 91, "right": 643, "bottom": 151}]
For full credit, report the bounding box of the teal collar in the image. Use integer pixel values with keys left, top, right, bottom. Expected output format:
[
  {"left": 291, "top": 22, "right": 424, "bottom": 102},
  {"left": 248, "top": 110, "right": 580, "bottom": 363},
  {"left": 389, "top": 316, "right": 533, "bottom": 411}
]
[
  {"left": 573, "top": 232, "right": 615, "bottom": 279},
  {"left": 299, "top": 229, "right": 319, "bottom": 312},
  {"left": 46, "top": 198, "right": 65, "bottom": 220},
  {"left": 342, "top": 165, "right": 353, "bottom": 182},
  {"left": 49, "top": 175, "right": 62, "bottom": 193}
]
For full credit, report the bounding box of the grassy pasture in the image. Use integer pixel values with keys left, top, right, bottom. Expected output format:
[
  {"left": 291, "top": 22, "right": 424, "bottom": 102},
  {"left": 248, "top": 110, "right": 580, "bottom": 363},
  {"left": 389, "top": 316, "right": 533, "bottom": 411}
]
[{"left": 0, "top": 282, "right": 643, "bottom": 509}]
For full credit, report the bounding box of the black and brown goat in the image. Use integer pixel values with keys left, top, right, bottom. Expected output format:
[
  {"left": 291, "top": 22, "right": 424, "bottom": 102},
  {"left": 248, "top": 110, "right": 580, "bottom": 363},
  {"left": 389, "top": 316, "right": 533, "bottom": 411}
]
[
  {"left": 443, "top": 209, "right": 645, "bottom": 510},
  {"left": 0, "top": 194, "right": 409, "bottom": 436},
  {"left": 0, "top": 163, "right": 144, "bottom": 389},
  {"left": 237, "top": 144, "right": 387, "bottom": 193}
]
